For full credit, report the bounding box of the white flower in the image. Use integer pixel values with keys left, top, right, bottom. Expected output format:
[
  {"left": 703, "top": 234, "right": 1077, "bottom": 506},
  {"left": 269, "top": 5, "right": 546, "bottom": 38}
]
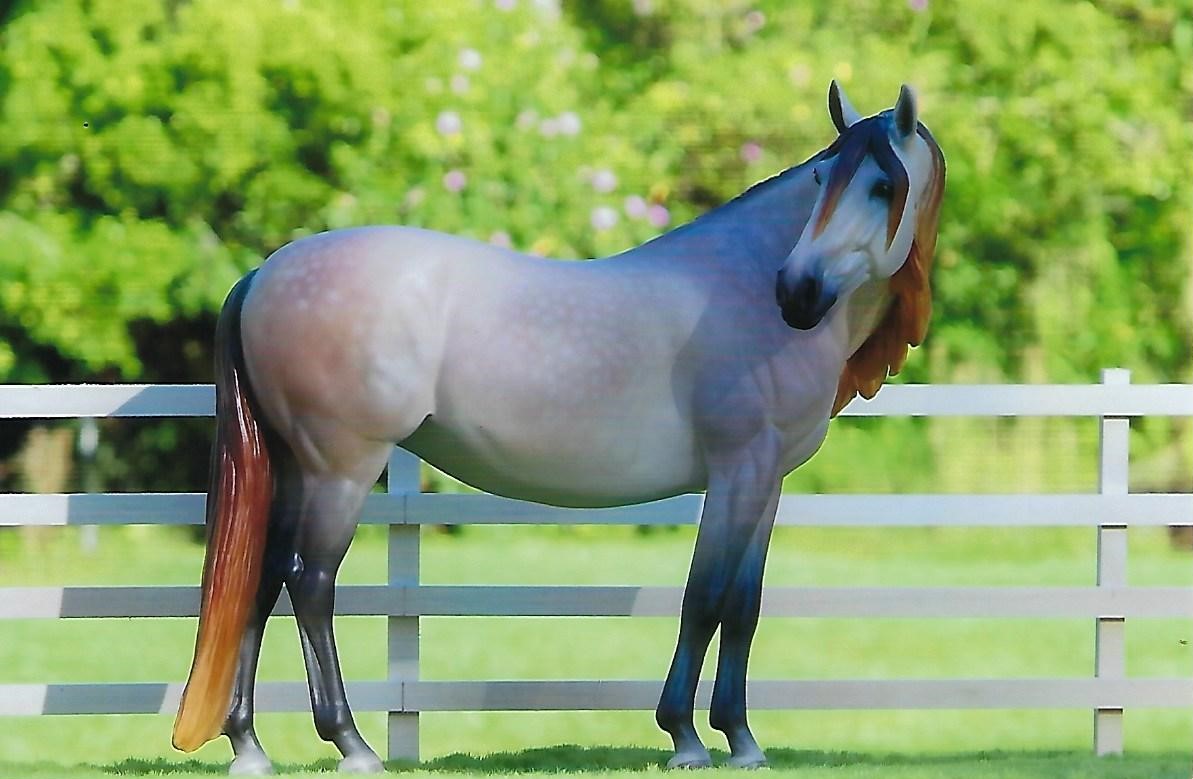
[
  {"left": 590, "top": 169, "right": 617, "bottom": 193},
  {"left": 516, "top": 109, "right": 538, "bottom": 130},
  {"left": 458, "top": 48, "right": 483, "bottom": 71},
  {"left": 489, "top": 230, "right": 513, "bottom": 248},
  {"left": 436, "top": 110, "right": 462, "bottom": 136},
  {"left": 743, "top": 10, "right": 766, "bottom": 34},
  {"left": 591, "top": 206, "right": 619, "bottom": 231},
  {"left": 404, "top": 187, "right": 426, "bottom": 208},
  {"left": 557, "top": 111, "right": 582, "bottom": 136}
]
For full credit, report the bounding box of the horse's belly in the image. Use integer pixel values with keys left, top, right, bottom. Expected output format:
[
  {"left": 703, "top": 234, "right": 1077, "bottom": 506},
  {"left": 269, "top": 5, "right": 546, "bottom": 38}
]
[{"left": 401, "top": 403, "right": 704, "bottom": 508}]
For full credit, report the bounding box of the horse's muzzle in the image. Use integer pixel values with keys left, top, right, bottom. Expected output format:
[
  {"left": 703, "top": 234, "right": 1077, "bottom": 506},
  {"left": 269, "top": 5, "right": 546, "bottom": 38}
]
[{"left": 776, "top": 270, "right": 837, "bottom": 330}]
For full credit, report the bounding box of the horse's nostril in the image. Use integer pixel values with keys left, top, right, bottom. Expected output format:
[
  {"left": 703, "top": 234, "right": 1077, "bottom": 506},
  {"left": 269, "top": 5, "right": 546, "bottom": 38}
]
[
  {"left": 795, "top": 275, "right": 821, "bottom": 307},
  {"left": 775, "top": 272, "right": 788, "bottom": 308}
]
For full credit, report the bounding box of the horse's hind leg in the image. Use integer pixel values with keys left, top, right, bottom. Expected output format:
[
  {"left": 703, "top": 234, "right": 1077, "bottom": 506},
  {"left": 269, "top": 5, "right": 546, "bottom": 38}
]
[
  {"left": 223, "top": 455, "right": 303, "bottom": 775},
  {"left": 222, "top": 540, "right": 289, "bottom": 775},
  {"left": 287, "top": 463, "right": 389, "bottom": 774}
]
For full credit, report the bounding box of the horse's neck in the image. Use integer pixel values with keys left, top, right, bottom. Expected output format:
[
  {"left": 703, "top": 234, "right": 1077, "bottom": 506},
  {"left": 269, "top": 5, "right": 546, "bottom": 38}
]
[
  {"left": 632, "top": 166, "right": 816, "bottom": 274},
  {"left": 836, "top": 278, "right": 893, "bottom": 356}
]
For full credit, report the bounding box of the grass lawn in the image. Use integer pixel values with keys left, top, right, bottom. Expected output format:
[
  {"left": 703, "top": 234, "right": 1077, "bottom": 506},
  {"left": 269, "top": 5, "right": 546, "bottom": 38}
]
[
  {"left": 2, "top": 748, "right": 1190, "bottom": 779},
  {"left": 1, "top": 523, "right": 1190, "bottom": 778}
]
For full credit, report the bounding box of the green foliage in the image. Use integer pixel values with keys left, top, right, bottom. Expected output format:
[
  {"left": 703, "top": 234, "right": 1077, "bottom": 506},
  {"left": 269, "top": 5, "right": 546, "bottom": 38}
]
[
  {"left": 1, "top": 0, "right": 1189, "bottom": 385},
  {"left": 0, "top": 0, "right": 1190, "bottom": 493}
]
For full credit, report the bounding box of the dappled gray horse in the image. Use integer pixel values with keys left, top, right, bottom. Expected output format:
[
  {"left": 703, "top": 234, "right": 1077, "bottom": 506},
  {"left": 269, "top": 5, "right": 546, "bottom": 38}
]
[{"left": 174, "top": 82, "right": 945, "bottom": 773}]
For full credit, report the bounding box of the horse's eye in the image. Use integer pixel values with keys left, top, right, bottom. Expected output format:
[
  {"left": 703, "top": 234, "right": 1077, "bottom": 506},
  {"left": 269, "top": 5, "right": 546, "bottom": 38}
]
[
  {"left": 812, "top": 168, "right": 821, "bottom": 186},
  {"left": 871, "top": 179, "right": 893, "bottom": 201}
]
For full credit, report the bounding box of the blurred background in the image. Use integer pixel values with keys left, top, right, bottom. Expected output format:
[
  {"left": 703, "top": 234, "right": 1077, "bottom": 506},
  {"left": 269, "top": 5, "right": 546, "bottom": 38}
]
[
  {"left": 0, "top": 0, "right": 1190, "bottom": 500},
  {"left": 0, "top": 0, "right": 1190, "bottom": 767}
]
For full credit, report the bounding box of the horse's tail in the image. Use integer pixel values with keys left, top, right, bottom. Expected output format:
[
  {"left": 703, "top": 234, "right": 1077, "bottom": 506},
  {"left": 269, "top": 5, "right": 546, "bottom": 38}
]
[{"left": 173, "top": 269, "right": 274, "bottom": 752}]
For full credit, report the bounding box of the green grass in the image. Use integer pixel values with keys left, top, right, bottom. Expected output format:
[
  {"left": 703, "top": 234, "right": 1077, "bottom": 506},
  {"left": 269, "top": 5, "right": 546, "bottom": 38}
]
[
  {"left": 2, "top": 748, "right": 1191, "bottom": 779},
  {"left": 1, "top": 524, "right": 1190, "bottom": 777}
]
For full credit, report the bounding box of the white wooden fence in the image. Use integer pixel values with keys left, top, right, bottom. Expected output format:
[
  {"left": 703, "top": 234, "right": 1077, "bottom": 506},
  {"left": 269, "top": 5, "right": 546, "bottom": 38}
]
[{"left": 1, "top": 369, "right": 1191, "bottom": 760}]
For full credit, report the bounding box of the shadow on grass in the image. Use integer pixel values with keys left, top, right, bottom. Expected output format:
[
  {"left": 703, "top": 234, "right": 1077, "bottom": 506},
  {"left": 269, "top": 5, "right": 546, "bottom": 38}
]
[
  {"left": 414, "top": 746, "right": 1186, "bottom": 775},
  {"left": 11, "top": 746, "right": 1186, "bottom": 776}
]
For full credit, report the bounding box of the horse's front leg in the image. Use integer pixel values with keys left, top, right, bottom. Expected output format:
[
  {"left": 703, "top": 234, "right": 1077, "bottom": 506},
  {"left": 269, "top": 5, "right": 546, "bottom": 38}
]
[
  {"left": 656, "top": 428, "right": 782, "bottom": 769},
  {"left": 709, "top": 497, "right": 777, "bottom": 768}
]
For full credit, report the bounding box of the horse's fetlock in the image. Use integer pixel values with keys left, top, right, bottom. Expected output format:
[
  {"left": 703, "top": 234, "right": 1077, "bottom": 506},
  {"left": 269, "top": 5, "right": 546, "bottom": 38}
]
[
  {"left": 225, "top": 705, "right": 253, "bottom": 737},
  {"left": 655, "top": 702, "right": 687, "bottom": 734},
  {"left": 313, "top": 705, "right": 355, "bottom": 743}
]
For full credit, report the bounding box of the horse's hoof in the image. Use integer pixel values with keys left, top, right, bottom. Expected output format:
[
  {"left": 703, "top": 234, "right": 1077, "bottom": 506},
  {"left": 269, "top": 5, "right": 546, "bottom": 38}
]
[
  {"left": 726, "top": 754, "right": 768, "bottom": 770},
  {"left": 666, "top": 751, "right": 713, "bottom": 770},
  {"left": 338, "top": 752, "right": 385, "bottom": 774},
  {"left": 228, "top": 753, "right": 274, "bottom": 776}
]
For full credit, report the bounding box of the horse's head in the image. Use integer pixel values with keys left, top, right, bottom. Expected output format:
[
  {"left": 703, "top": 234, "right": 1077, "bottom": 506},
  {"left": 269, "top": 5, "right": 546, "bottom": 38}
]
[{"left": 775, "top": 81, "right": 945, "bottom": 333}]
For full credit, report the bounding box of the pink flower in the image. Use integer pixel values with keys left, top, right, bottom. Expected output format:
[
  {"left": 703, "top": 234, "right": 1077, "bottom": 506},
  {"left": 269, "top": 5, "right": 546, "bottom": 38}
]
[
  {"left": 489, "top": 230, "right": 512, "bottom": 248},
  {"left": 435, "top": 110, "right": 462, "bottom": 136},
  {"left": 443, "top": 170, "right": 467, "bottom": 192},
  {"left": 647, "top": 204, "right": 670, "bottom": 228},
  {"left": 495, "top": 0, "right": 516, "bottom": 10},
  {"left": 623, "top": 195, "right": 648, "bottom": 219},
  {"left": 450, "top": 75, "right": 470, "bottom": 94},
  {"left": 908, "top": 0, "right": 928, "bottom": 10},
  {"left": 590, "top": 206, "right": 619, "bottom": 231},
  {"left": 740, "top": 142, "right": 763, "bottom": 163},
  {"left": 743, "top": 10, "right": 766, "bottom": 33}
]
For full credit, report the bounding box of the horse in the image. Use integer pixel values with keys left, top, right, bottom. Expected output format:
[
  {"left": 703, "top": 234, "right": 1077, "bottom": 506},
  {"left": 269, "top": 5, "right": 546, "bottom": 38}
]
[{"left": 172, "top": 81, "right": 945, "bottom": 774}]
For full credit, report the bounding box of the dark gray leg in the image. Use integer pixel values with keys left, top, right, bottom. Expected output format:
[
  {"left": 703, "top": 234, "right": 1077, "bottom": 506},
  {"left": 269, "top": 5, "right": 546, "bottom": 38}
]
[
  {"left": 656, "top": 565, "right": 720, "bottom": 768},
  {"left": 288, "top": 476, "right": 383, "bottom": 774},
  {"left": 657, "top": 439, "right": 781, "bottom": 769},
  {"left": 709, "top": 515, "right": 775, "bottom": 768},
  {"left": 223, "top": 530, "right": 300, "bottom": 775}
]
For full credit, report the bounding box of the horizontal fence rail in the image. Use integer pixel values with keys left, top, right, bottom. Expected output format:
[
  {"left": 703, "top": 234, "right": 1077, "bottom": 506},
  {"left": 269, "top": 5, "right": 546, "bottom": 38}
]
[
  {"left": 1, "top": 375, "right": 1191, "bottom": 761},
  {"left": 5, "top": 585, "right": 1193, "bottom": 620},
  {"left": 3, "top": 679, "right": 1191, "bottom": 717},
  {"left": 4, "top": 492, "right": 1193, "bottom": 528},
  {"left": 1, "top": 382, "right": 1192, "bottom": 418}
]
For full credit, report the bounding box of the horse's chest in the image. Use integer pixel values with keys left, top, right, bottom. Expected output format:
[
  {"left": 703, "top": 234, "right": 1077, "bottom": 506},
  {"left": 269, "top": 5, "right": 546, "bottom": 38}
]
[{"left": 767, "top": 351, "right": 839, "bottom": 475}]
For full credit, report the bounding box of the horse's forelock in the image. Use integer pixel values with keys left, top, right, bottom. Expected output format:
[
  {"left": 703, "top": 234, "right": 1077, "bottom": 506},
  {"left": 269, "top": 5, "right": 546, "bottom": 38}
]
[
  {"left": 870, "top": 133, "right": 911, "bottom": 249},
  {"left": 812, "top": 118, "right": 912, "bottom": 249},
  {"left": 811, "top": 120, "right": 869, "bottom": 238}
]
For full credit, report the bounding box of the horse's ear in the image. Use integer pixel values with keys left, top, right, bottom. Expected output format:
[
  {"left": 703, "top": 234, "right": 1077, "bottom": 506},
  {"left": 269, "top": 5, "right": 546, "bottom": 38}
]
[
  {"left": 828, "top": 79, "right": 862, "bottom": 133},
  {"left": 892, "top": 84, "right": 917, "bottom": 142}
]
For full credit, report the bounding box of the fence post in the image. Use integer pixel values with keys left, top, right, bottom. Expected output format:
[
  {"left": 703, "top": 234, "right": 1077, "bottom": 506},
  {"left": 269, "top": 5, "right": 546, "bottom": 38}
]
[
  {"left": 1094, "top": 367, "right": 1129, "bottom": 756},
  {"left": 386, "top": 447, "right": 421, "bottom": 762}
]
